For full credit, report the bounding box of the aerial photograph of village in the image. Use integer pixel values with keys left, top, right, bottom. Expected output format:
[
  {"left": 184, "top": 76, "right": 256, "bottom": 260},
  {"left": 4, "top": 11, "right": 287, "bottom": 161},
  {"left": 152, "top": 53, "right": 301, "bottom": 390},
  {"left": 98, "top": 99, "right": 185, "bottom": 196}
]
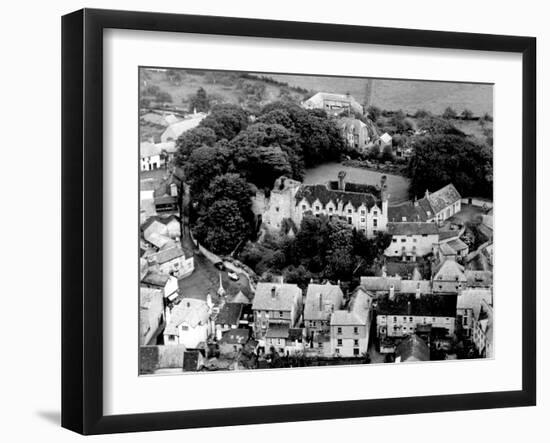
[{"left": 139, "top": 68, "right": 494, "bottom": 374}]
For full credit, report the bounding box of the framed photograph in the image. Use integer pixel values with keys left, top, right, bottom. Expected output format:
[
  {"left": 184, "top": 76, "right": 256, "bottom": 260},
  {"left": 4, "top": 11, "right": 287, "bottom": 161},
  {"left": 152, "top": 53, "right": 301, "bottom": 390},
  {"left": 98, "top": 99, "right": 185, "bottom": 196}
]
[{"left": 62, "top": 8, "right": 536, "bottom": 435}]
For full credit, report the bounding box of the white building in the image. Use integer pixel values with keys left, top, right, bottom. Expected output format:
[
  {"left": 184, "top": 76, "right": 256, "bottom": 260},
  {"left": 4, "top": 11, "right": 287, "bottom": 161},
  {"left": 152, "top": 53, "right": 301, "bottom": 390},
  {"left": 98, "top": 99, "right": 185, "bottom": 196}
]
[
  {"left": 388, "top": 183, "right": 462, "bottom": 224},
  {"left": 164, "top": 298, "right": 212, "bottom": 349},
  {"left": 302, "top": 92, "right": 364, "bottom": 116},
  {"left": 140, "top": 141, "right": 163, "bottom": 171},
  {"left": 456, "top": 288, "right": 493, "bottom": 341},
  {"left": 330, "top": 286, "right": 373, "bottom": 357},
  {"left": 148, "top": 245, "right": 194, "bottom": 279},
  {"left": 385, "top": 222, "right": 439, "bottom": 261},
  {"left": 254, "top": 172, "right": 389, "bottom": 238}
]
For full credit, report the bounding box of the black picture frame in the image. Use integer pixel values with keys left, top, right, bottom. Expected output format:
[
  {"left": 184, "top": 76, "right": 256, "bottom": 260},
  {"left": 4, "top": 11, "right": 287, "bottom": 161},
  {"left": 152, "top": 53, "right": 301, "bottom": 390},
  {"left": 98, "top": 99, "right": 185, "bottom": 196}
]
[{"left": 61, "top": 8, "right": 537, "bottom": 435}]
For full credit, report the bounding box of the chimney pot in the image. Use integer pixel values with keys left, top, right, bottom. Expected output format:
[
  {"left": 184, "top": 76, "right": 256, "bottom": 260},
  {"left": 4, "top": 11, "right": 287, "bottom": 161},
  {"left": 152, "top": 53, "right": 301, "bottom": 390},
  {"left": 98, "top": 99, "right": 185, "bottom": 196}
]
[{"left": 271, "top": 286, "right": 277, "bottom": 299}]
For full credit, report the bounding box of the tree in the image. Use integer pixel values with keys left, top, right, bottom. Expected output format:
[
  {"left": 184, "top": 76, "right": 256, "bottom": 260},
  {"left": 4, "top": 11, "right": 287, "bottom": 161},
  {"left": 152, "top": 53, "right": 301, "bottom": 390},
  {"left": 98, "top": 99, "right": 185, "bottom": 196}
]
[
  {"left": 414, "top": 109, "right": 431, "bottom": 119},
  {"left": 442, "top": 106, "right": 457, "bottom": 120},
  {"left": 174, "top": 127, "right": 217, "bottom": 164},
  {"left": 324, "top": 220, "right": 355, "bottom": 280},
  {"left": 380, "top": 144, "right": 394, "bottom": 162},
  {"left": 200, "top": 104, "right": 249, "bottom": 140},
  {"left": 417, "top": 115, "right": 464, "bottom": 136},
  {"left": 461, "top": 109, "right": 474, "bottom": 120},
  {"left": 407, "top": 134, "right": 493, "bottom": 199},
  {"left": 193, "top": 200, "right": 250, "bottom": 255},
  {"left": 184, "top": 145, "right": 231, "bottom": 198},
  {"left": 188, "top": 87, "right": 210, "bottom": 113},
  {"left": 367, "top": 105, "right": 382, "bottom": 122},
  {"left": 202, "top": 173, "right": 255, "bottom": 226}
]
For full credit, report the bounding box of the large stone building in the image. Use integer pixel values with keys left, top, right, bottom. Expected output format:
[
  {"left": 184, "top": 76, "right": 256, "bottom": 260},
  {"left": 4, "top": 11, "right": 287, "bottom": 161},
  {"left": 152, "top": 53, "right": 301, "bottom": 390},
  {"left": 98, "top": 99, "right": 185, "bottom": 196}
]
[{"left": 253, "top": 172, "right": 389, "bottom": 238}]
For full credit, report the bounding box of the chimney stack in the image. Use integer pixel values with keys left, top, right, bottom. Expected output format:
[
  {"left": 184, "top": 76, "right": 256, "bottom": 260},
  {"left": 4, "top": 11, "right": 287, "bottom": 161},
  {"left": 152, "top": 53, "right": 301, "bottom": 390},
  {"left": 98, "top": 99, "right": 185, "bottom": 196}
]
[
  {"left": 425, "top": 189, "right": 430, "bottom": 198},
  {"left": 389, "top": 284, "right": 395, "bottom": 301},
  {"left": 407, "top": 300, "right": 412, "bottom": 316},
  {"left": 319, "top": 293, "right": 323, "bottom": 311},
  {"left": 414, "top": 196, "right": 419, "bottom": 207},
  {"left": 415, "top": 283, "right": 421, "bottom": 300}
]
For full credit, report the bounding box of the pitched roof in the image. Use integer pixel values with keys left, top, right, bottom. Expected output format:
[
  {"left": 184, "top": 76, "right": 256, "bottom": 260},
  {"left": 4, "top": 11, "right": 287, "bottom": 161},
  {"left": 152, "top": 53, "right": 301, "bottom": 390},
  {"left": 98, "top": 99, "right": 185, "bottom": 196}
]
[
  {"left": 396, "top": 334, "right": 430, "bottom": 362},
  {"left": 465, "top": 270, "right": 493, "bottom": 287},
  {"left": 219, "top": 328, "right": 249, "bottom": 345},
  {"left": 448, "top": 238, "right": 468, "bottom": 252},
  {"left": 146, "top": 232, "right": 175, "bottom": 250},
  {"left": 388, "top": 201, "right": 433, "bottom": 222},
  {"left": 142, "top": 272, "right": 170, "bottom": 287},
  {"left": 151, "top": 245, "right": 184, "bottom": 264},
  {"left": 439, "top": 230, "right": 461, "bottom": 241},
  {"left": 155, "top": 141, "right": 177, "bottom": 153},
  {"left": 387, "top": 222, "right": 439, "bottom": 236},
  {"left": 439, "top": 242, "right": 457, "bottom": 256},
  {"left": 161, "top": 113, "right": 206, "bottom": 140},
  {"left": 304, "top": 92, "right": 363, "bottom": 114},
  {"left": 140, "top": 287, "right": 163, "bottom": 309},
  {"left": 252, "top": 283, "right": 301, "bottom": 312},
  {"left": 295, "top": 184, "right": 379, "bottom": 211},
  {"left": 380, "top": 132, "right": 392, "bottom": 143},
  {"left": 303, "top": 283, "right": 344, "bottom": 321},
  {"left": 376, "top": 293, "right": 457, "bottom": 317},
  {"left": 227, "top": 290, "right": 251, "bottom": 304},
  {"left": 215, "top": 303, "right": 244, "bottom": 326},
  {"left": 140, "top": 141, "right": 161, "bottom": 158},
  {"left": 433, "top": 259, "right": 466, "bottom": 282},
  {"left": 165, "top": 298, "right": 210, "bottom": 335},
  {"left": 141, "top": 214, "right": 179, "bottom": 231},
  {"left": 427, "top": 184, "right": 461, "bottom": 214},
  {"left": 360, "top": 276, "right": 402, "bottom": 292},
  {"left": 457, "top": 288, "right": 492, "bottom": 310},
  {"left": 400, "top": 280, "right": 432, "bottom": 295},
  {"left": 330, "top": 287, "right": 372, "bottom": 326}
]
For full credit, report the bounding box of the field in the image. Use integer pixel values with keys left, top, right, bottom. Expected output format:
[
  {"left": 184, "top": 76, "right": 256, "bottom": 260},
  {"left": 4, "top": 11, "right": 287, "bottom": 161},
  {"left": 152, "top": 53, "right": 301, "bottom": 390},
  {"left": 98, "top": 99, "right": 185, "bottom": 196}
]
[{"left": 264, "top": 74, "right": 493, "bottom": 117}]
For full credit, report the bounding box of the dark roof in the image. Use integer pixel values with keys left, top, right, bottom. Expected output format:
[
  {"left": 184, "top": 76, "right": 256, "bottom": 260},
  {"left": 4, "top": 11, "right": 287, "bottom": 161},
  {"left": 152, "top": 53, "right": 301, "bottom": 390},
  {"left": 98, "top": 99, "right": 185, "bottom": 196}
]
[
  {"left": 154, "top": 195, "right": 178, "bottom": 205},
  {"left": 295, "top": 184, "right": 379, "bottom": 211},
  {"left": 183, "top": 350, "right": 202, "bottom": 371},
  {"left": 219, "top": 328, "right": 249, "bottom": 345},
  {"left": 396, "top": 335, "right": 430, "bottom": 362},
  {"left": 152, "top": 245, "right": 184, "bottom": 264},
  {"left": 388, "top": 200, "right": 432, "bottom": 222},
  {"left": 387, "top": 222, "right": 439, "bottom": 236},
  {"left": 215, "top": 303, "right": 244, "bottom": 326},
  {"left": 142, "top": 271, "right": 170, "bottom": 287},
  {"left": 376, "top": 293, "right": 457, "bottom": 317}
]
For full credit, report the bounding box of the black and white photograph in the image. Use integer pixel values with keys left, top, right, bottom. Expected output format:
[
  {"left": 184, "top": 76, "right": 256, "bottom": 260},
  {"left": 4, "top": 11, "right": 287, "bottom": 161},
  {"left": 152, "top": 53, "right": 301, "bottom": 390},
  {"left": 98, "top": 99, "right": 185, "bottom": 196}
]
[{"left": 139, "top": 68, "right": 494, "bottom": 374}]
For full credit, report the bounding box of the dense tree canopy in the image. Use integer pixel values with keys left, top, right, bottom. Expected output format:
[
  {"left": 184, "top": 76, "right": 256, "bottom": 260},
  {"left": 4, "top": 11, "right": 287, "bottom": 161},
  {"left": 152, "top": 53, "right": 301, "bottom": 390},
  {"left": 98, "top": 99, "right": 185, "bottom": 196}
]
[
  {"left": 199, "top": 104, "right": 249, "bottom": 140},
  {"left": 184, "top": 145, "right": 231, "bottom": 198},
  {"left": 174, "top": 126, "right": 217, "bottom": 164},
  {"left": 188, "top": 87, "right": 210, "bottom": 113},
  {"left": 407, "top": 134, "right": 493, "bottom": 199}
]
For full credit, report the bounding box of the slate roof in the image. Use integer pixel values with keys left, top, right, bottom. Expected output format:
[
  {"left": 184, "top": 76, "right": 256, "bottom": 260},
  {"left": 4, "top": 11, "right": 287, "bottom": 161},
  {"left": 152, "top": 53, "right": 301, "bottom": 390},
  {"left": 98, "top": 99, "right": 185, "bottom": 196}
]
[
  {"left": 141, "top": 214, "right": 179, "bottom": 232},
  {"left": 295, "top": 184, "right": 379, "bottom": 211},
  {"left": 396, "top": 334, "right": 430, "bottom": 362},
  {"left": 439, "top": 242, "right": 457, "bottom": 256},
  {"left": 457, "top": 288, "right": 492, "bottom": 310},
  {"left": 448, "top": 238, "right": 468, "bottom": 252},
  {"left": 140, "top": 141, "right": 161, "bottom": 158},
  {"left": 388, "top": 201, "right": 433, "bottom": 222},
  {"left": 165, "top": 298, "right": 210, "bottom": 335},
  {"left": 219, "top": 328, "right": 249, "bottom": 345},
  {"left": 142, "top": 272, "right": 170, "bottom": 287},
  {"left": 140, "top": 287, "right": 163, "bottom": 309},
  {"left": 152, "top": 245, "right": 184, "bottom": 264},
  {"left": 439, "top": 230, "right": 461, "bottom": 241},
  {"left": 376, "top": 293, "right": 457, "bottom": 317},
  {"left": 227, "top": 290, "right": 251, "bottom": 304},
  {"left": 427, "top": 184, "right": 461, "bottom": 214},
  {"left": 215, "top": 303, "right": 244, "bottom": 326},
  {"left": 252, "top": 283, "right": 301, "bottom": 312},
  {"left": 330, "top": 287, "right": 372, "bottom": 326},
  {"left": 304, "top": 283, "right": 344, "bottom": 321},
  {"left": 400, "top": 280, "right": 432, "bottom": 295},
  {"left": 387, "top": 222, "right": 439, "bottom": 236},
  {"left": 433, "top": 259, "right": 466, "bottom": 282},
  {"left": 288, "top": 328, "right": 304, "bottom": 341},
  {"left": 360, "top": 276, "right": 402, "bottom": 292}
]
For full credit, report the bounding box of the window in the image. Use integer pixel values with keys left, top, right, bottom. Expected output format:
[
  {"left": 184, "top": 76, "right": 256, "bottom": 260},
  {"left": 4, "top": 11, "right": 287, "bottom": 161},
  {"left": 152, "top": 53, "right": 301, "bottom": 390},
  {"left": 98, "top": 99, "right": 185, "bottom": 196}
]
[
  {"left": 335, "top": 348, "right": 340, "bottom": 354},
  {"left": 279, "top": 311, "right": 283, "bottom": 318},
  {"left": 302, "top": 204, "right": 306, "bottom": 210},
  {"left": 403, "top": 317, "right": 407, "bottom": 321},
  {"left": 337, "top": 339, "right": 343, "bottom": 346},
  {"left": 393, "top": 316, "right": 397, "bottom": 322},
  {"left": 361, "top": 210, "right": 366, "bottom": 215},
  {"left": 409, "top": 317, "right": 413, "bottom": 322},
  {"left": 337, "top": 327, "right": 342, "bottom": 334},
  {"left": 348, "top": 217, "right": 352, "bottom": 224},
  {"left": 329, "top": 207, "right": 333, "bottom": 212},
  {"left": 373, "top": 230, "right": 378, "bottom": 235},
  {"left": 401, "top": 238, "right": 406, "bottom": 242},
  {"left": 392, "top": 238, "right": 397, "bottom": 243},
  {"left": 422, "top": 234, "right": 428, "bottom": 237},
  {"left": 353, "top": 348, "right": 359, "bottom": 356},
  {"left": 361, "top": 217, "right": 365, "bottom": 223},
  {"left": 373, "top": 219, "right": 378, "bottom": 227},
  {"left": 353, "top": 327, "right": 358, "bottom": 334},
  {"left": 275, "top": 207, "right": 279, "bottom": 212},
  {"left": 374, "top": 211, "right": 378, "bottom": 216},
  {"left": 348, "top": 209, "right": 352, "bottom": 214},
  {"left": 315, "top": 205, "right": 320, "bottom": 211},
  {"left": 354, "top": 339, "right": 359, "bottom": 346},
  {"left": 413, "top": 238, "right": 417, "bottom": 243}
]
